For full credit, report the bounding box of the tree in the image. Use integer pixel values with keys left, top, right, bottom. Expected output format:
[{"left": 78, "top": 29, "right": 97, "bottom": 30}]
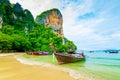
[
  {"left": 0, "top": 32, "right": 13, "bottom": 50},
  {"left": 1, "top": 25, "right": 14, "bottom": 35},
  {"left": 12, "top": 34, "right": 31, "bottom": 51}
]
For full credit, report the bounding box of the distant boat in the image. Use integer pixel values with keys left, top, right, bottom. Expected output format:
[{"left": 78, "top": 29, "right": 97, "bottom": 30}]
[
  {"left": 26, "top": 51, "right": 50, "bottom": 55},
  {"left": 108, "top": 50, "right": 118, "bottom": 53},
  {"left": 55, "top": 52, "right": 85, "bottom": 64},
  {"left": 89, "top": 51, "right": 94, "bottom": 53},
  {"left": 105, "top": 50, "right": 119, "bottom": 53}
]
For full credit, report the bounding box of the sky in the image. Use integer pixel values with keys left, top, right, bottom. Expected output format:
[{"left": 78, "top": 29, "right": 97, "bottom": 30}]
[{"left": 10, "top": 0, "right": 120, "bottom": 50}]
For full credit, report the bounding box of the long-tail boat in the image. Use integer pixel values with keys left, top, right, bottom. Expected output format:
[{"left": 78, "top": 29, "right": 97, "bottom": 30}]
[
  {"left": 26, "top": 51, "right": 50, "bottom": 55},
  {"left": 50, "top": 43, "right": 85, "bottom": 64},
  {"left": 55, "top": 52, "right": 85, "bottom": 64}
]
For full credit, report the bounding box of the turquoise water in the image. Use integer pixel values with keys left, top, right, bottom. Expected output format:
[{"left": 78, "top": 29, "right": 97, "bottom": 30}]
[{"left": 61, "top": 51, "right": 120, "bottom": 80}]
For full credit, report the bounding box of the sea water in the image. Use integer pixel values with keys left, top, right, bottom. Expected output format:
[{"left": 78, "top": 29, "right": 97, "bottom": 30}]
[
  {"left": 61, "top": 51, "right": 120, "bottom": 80},
  {"left": 22, "top": 51, "right": 120, "bottom": 80}
]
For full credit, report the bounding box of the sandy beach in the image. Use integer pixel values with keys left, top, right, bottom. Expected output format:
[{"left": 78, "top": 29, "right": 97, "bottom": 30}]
[{"left": 0, "top": 54, "right": 75, "bottom": 80}]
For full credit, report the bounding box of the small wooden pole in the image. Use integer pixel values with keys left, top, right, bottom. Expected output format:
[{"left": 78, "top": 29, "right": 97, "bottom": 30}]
[{"left": 50, "top": 43, "right": 55, "bottom": 62}]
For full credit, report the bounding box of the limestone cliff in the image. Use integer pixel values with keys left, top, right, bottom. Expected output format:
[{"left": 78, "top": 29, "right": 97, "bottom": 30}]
[{"left": 35, "top": 8, "right": 63, "bottom": 36}]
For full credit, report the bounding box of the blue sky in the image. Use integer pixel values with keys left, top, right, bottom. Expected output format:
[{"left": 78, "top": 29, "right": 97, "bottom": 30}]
[{"left": 10, "top": 0, "right": 120, "bottom": 50}]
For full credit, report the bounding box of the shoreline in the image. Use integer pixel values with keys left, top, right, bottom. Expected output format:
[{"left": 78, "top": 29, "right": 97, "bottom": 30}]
[
  {"left": 0, "top": 53, "right": 78, "bottom": 80},
  {"left": 16, "top": 56, "right": 84, "bottom": 80}
]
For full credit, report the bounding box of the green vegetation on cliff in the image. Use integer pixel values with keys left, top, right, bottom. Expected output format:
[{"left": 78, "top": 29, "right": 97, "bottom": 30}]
[
  {"left": 0, "top": 24, "right": 77, "bottom": 52},
  {"left": 35, "top": 8, "right": 62, "bottom": 24},
  {"left": 0, "top": 0, "right": 35, "bottom": 31}
]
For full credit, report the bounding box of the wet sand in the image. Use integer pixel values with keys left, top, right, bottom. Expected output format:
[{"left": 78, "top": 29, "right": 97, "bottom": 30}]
[{"left": 0, "top": 54, "right": 75, "bottom": 80}]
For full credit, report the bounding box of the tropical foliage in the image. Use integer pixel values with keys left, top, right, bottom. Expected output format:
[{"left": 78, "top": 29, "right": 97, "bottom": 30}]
[{"left": 0, "top": 24, "right": 77, "bottom": 52}]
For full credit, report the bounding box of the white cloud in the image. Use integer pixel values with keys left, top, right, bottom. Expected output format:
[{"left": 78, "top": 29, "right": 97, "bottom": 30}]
[{"left": 61, "top": 0, "right": 94, "bottom": 36}]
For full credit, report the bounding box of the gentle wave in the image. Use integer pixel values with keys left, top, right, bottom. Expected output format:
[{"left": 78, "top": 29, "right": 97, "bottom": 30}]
[
  {"left": 97, "top": 63, "right": 120, "bottom": 67},
  {"left": 15, "top": 57, "right": 95, "bottom": 80},
  {"left": 0, "top": 53, "right": 14, "bottom": 56},
  {"left": 87, "top": 56, "right": 120, "bottom": 60}
]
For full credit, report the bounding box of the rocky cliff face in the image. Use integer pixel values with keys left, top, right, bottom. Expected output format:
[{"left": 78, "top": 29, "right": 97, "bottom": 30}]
[
  {"left": 35, "top": 8, "right": 63, "bottom": 36},
  {"left": 0, "top": 1, "right": 34, "bottom": 31}
]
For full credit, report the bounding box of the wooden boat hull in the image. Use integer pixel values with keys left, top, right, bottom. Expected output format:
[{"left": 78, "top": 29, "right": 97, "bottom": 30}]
[{"left": 55, "top": 53, "right": 85, "bottom": 64}]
